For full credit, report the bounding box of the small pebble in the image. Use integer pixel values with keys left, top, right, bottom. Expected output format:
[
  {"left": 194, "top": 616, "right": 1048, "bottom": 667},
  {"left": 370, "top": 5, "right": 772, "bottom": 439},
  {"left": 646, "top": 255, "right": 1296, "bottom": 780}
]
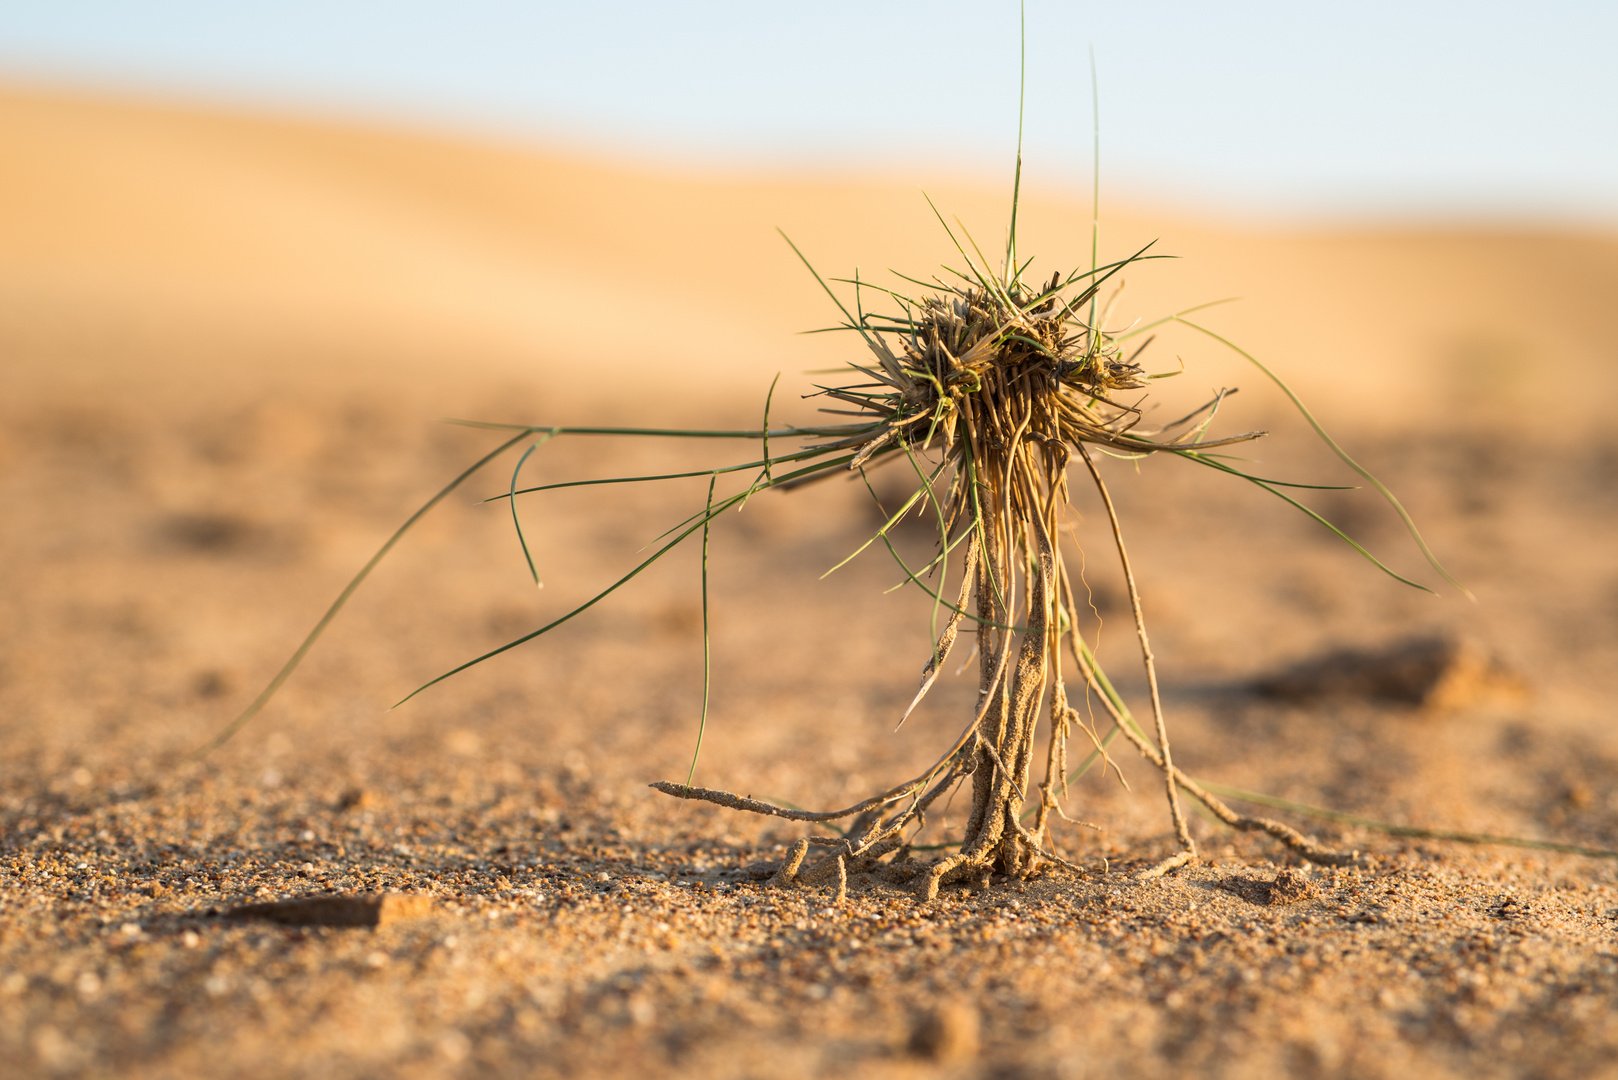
[{"left": 908, "top": 1001, "right": 980, "bottom": 1064}]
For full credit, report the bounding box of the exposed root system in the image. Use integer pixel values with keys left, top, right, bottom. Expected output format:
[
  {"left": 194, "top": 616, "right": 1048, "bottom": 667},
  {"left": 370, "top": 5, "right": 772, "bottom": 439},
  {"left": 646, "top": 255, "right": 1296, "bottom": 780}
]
[{"left": 654, "top": 254, "right": 1356, "bottom": 898}]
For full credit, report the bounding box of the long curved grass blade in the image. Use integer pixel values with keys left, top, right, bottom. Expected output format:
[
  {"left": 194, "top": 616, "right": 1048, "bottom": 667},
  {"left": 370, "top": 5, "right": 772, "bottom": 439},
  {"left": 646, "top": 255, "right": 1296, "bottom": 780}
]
[
  {"left": 1175, "top": 317, "right": 1470, "bottom": 598},
  {"left": 761, "top": 373, "right": 780, "bottom": 486},
  {"left": 1174, "top": 450, "right": 1358, "bottom": 490},
  {"left": 1114, "top": 298, "right": 1240, "bottom": 340},
  {"left": 821, "top": 461, "right": 946, "bottom": 579},
  {"left": 964, "top": 451, "right": 1011, "bottom": 617},
  {"left": 898, "top": 419, "right": 958, "bottom": 645},
  {"left": 1182, "top": 452, "right": 1435, "bottom": 592},
  {"left": 1067, "top": 239, "right": 1159, "bottom": 319},
  {"left": 444, "top": 419, "right": 832, "bottom": 440},
  {"left": 493, "top": 443, "right": 836, "bottom": 504},
  {"left": 1201, "top": 782, "right": 1618, "bottom": 859},
  {"left": 1088, "top": 44, "right": 1100, "bottom": 327},
  {"left": 508, "top": 432, "right": 557, "bottom": 585},
  {"left": 738, "top": 371, "right": 782, "bottom": 512},
  {"left": 192, "top": 428, "right": 538, "bottom": 757},
  {"left": 686, "top": 474, "right": 719, "bottom": 787},
  {"left": 954, "top": 215, "right": 1020, "bottom": 310},
  {"left": 652, "top": 454, "right": 855, "bottom": 546},
  {"left": 921, "top": 192, "right": 1002, "bottom": 301},
  {"left": 830, "top": 278, "right": 919, "bottom": 307},
  {"left": 397, "top": 498, "right": 722, "bottom": 707},
  {"left": 864, "top": 490, "right": 1026, "bottom": 633},
  {"left": 1005, "top": 0, "right": 1026, "bottom": 280},
  {"left": 777, "top": 228, "right": 883, "bottom": 352},
  {"left": 395, "top": 452, "right": 858, "bottom": 706},
  {"left": 896, "top": 531, "right": 978, "bottom": 732},
  {"left": 1050, "top": 251, "right": 1176, "bottom": 293}
]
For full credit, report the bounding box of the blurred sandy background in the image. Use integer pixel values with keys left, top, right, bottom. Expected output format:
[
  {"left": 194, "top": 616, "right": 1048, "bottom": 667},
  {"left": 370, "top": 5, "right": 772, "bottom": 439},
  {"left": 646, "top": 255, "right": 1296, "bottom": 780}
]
[{"left": 2, "top": 54, "right": 1618, "bottom": 1080}]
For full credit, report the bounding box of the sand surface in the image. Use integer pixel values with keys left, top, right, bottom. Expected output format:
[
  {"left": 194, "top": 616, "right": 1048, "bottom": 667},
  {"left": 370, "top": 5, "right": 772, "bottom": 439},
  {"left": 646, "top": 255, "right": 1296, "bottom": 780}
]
[{"left": 2, "top": 85, "right": 1618, "bottom": 1079}]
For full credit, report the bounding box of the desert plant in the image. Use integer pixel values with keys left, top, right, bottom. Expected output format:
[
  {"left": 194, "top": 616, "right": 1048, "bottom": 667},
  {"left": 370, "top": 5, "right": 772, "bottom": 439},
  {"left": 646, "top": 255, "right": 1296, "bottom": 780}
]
[
  {"left": 205, "top": 51, "right": 1498, "bottom": 895},
  {"left": 638, "top": 210, "right": 1455, "bottom": 896},
  {"left": 203, "top": 184, "right": 1462, "bottom": 897}
]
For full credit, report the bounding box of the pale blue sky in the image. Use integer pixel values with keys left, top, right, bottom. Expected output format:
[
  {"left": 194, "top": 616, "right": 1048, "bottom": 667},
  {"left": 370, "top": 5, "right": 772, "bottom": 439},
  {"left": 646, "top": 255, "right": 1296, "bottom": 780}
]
[{"left": 2, "top": 1, "right": 1614, "bottom": 223}]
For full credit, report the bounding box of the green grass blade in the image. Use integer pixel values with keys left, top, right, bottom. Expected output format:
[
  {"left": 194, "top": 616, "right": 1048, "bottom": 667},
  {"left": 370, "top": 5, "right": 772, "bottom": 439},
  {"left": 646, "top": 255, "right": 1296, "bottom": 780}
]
[
  {"left": 491, "top": 442, "right": 850, "bottom": 504},
  {"left": 954, "top": 214, "right": 1021, "bottom": 310},
  {"left": 1005, "top": 0, "right": 1026, "bottom": 281},
  {"left": 759, "top": 371, "right": 781, "bottom": 487},
  {"left": 1175, "top": 317, "right": 1470, "bottom": 598},
  {"left": 508, "top": 432, "right": 558, "bottom": 585},
  {"left": 397, "top": 494, "right": 724, "bottom": 707},
  {"left": 396, "top": 452, "right": 859, "bottom": 706},
  {"left": 649, "top": 454, "right": 855, "bottom": 547},
  {"left": 686, "top": 474, "right": 719, "bottom": 787},
  {"left": 829, "top": 278, "right": 920, "bottom": 306},
  {"left": 1088, "top": 43, "right": 1100, "bottom": 327},
  {"left": 864, "top": 488, "right": 1025, "bottom": 632},
  {"left": 1187, "top": 454, "right": 1434, "bottom": 592},
  {"left": 444, "top": 419, "right": 810, "bottom": 440},
  {"left": 1114, "top": 298, "right": 1239, "bottom": 340},
  {"left": 777, "top": 228, "right": 883, "bottom": 353},
  {"left": 821, "top": 466, "right": 941, "bottom": 579},
  {"left": 192, "top": 428, "right": 538, "bottom": 756},
  {"left": 1172, "top": 450, "right": 1358, "bottom": 490},
  {"left": 921, "top": 192, "right": 1001, "bottom": 299}
]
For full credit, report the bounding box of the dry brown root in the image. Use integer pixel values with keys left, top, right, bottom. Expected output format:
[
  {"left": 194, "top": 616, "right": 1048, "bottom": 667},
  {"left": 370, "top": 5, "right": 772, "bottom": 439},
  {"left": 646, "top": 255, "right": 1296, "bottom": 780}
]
[
  {"left": 769, "top": 838, "right": 811, "bottom": 886},
  {"left": 1077, "top": 445, "right": 1196, "bottom": 860},
  {"left": 1133, "top": 851, "right": 1198, "bottom": 882},
  {"left": 1105, "top": 715, "right": 1359, "bottom": 867}
]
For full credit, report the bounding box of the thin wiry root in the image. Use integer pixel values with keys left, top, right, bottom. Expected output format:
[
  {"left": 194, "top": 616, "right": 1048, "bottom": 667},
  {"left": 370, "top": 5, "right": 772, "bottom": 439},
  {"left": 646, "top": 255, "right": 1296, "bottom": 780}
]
[
  {"left": 1229, "top": 814, "right": 1360, "bottom": 867},
  {"left": 1134, "top": 850, "right": 1197, "bottom": 882},
  {"left": 1106, "top": 716, "right": 1359, "bottom": 867},
  {"left": 1009, "top": 818, "right": 1093, "bottom": 877}
]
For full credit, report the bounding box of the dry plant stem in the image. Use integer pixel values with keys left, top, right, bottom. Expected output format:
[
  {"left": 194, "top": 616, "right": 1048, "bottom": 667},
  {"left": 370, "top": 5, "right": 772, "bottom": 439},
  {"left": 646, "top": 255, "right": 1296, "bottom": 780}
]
[
  {"left": 1051, "top": 569, "right": 1355, "bottom": 866},
  {"left": 1111, "top": 720, "right": 1359, "bottom": 867},
  {"left": 1134, "top": 851, "right": 1197, "bottom": 882},
  {"left": 1077, "top": 444, "right": 1195, "bottom": 857},
  {"left": 1074, "top": 667, "right": 1358, "bottom": 866}
]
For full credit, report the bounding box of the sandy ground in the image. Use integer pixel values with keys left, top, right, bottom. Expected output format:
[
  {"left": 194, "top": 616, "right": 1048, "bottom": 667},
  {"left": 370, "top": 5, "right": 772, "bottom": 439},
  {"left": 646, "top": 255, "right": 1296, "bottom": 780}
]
[{"left": 3, "top": 85, "right": 1618, "bottom": 1079}]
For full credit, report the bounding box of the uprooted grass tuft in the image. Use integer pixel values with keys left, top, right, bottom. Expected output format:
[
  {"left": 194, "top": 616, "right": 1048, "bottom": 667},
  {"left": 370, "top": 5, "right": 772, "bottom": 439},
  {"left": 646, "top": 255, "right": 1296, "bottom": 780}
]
[
  {"left": 650, "top": 204, "right": 1412, "bottom": 896},
  {"left": 200, "top": 45, "right": 1616, "bottom": 894},
  {"left": 197, "top": 197, "right": 1618, "bottom": 892}
]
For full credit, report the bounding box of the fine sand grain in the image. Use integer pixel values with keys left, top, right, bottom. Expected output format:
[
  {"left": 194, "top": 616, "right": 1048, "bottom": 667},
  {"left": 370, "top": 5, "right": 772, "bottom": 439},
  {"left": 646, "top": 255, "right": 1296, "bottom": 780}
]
[{"left": 2, "top": 85, "right": 1617, "bottom": 1079}]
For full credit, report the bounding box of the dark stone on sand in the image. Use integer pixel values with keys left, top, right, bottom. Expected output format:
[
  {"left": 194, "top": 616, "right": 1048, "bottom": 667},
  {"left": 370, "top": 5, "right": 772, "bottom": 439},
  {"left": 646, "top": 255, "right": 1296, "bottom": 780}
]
[
  {"left": 908, "top": 1000, "right": 980, "bottom": 1063},
  {"left": 1219, "top": 868, "right": 1319, "bottom": 906},
  {"left": 1256, "top": 634, "right": 1526, "bottom": 712},
  {"left": 226, "top": 893, "right": 433, "bottom": 927}
]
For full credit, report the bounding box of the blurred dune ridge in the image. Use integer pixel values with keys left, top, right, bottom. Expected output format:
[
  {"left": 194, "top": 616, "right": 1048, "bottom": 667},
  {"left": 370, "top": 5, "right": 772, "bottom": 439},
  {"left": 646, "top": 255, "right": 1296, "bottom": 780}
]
[{"left": 1, "top": 81, "right": 1614, "bottom": 428}]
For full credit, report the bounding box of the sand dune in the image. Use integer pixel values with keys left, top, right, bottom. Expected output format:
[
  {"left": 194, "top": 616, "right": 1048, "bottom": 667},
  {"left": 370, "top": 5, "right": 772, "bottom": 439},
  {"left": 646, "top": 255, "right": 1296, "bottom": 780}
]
[{"left": 2, "top": 82, "right": 1613, "bottom": 427}]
